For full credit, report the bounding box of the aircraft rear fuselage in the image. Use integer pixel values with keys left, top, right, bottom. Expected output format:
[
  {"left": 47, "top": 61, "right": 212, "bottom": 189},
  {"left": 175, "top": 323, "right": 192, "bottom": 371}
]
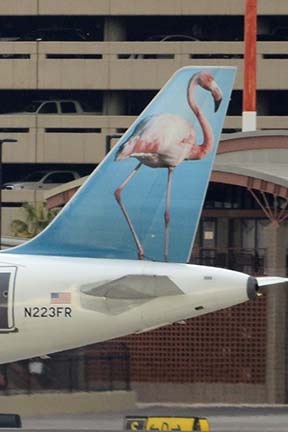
[{"left": 0, "top": 253, "right": 252, "bottom": 364}]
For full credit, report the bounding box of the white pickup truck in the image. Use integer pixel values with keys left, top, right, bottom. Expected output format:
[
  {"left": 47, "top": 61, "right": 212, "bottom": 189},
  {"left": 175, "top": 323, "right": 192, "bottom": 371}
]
[{"left": 13, "top": 99, "right": 100, "bottom": 115}]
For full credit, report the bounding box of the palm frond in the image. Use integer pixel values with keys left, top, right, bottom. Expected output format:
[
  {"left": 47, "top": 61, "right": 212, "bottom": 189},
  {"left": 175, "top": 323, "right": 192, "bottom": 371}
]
[{"left": 10, "top": 202, "right": 60, "bottom": 238}]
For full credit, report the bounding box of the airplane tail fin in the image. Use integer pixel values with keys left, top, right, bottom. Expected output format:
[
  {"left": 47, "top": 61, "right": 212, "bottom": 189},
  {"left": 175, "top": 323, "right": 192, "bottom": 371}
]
[{"left": 6, "top": 66, "right": 236, "bottom": 263}]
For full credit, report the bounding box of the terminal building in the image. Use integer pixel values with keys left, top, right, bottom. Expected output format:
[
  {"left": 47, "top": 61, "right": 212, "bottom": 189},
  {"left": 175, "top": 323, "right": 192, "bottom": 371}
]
[{"left": 0, "top": 0, "right": 288, "bottom": 404}]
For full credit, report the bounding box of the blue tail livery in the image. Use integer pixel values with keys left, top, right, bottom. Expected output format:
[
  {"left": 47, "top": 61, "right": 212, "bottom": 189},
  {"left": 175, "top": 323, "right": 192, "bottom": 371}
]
[{"left": 6, "top": 66, "right": 236, "bottom": 263}]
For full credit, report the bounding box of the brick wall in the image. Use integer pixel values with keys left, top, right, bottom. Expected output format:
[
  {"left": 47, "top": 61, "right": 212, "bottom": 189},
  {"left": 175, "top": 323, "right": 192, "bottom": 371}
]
[{"left": 120, "top": 296, "right": 266, "bottom": 384}]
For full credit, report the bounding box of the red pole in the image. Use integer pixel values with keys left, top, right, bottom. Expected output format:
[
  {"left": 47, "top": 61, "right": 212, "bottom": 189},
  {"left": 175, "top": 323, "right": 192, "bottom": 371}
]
[{"left": 242, "top": 0, "right": 257, "bottom": 131}]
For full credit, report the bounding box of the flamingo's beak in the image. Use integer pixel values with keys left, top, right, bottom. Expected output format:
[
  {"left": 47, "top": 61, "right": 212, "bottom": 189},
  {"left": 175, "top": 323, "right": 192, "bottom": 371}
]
[
  {"left": 214, "top": 98, "right": 222, "bottom": 112},
  {"left": 211, "top": 80, "right": 223, "bottom": 112}
]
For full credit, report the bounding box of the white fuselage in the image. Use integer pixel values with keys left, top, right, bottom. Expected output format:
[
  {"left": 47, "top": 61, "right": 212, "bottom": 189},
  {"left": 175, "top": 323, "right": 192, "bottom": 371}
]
[{"left": 0, "top": 253, "right": 252, "bottom": 364}]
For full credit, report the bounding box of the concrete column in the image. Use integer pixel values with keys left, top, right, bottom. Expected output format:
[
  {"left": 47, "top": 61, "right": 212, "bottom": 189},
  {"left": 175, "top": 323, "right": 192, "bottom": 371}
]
[
  {"left": 103, "top": 18, "right": 126, "bottom": 118},
  {"left": 103, "top": 92, "right": 125, "bottom": 115},
  {"left": 104, "top": 17, "right": 127, "bottom": 41},
  {"left": 264, "top": 223, "right": 288, "bottom": 403}
]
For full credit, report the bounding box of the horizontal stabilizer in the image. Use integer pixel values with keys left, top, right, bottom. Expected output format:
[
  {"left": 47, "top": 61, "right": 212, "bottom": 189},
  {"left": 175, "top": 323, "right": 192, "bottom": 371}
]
[
  {"left": 256, "top": 276, "right": 288, "bottom": 287},
  {"left": 80, "top": 275, "right": 183, "bottom": 299}
]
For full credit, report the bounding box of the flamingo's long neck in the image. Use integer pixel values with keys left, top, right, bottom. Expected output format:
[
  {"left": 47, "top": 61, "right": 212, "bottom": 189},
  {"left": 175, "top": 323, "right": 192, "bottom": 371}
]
[{"left": 187, "top": 75, "right": 214, "bottom": 159}]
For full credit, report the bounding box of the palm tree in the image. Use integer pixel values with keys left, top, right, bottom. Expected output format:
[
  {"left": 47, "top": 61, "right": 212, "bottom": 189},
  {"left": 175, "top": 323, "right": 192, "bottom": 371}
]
[{"left": 10, "top": 202, "right": 59, "bottom": 239}]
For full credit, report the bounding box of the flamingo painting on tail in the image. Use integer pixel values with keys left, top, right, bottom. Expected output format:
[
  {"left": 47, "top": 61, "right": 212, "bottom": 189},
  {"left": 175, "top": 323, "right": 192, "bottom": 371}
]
[
  {"left": 114, "top": 71, "right": 223, "bottom": 262},
  {"left": 13, "top": 66, "right": 235, "bottom": 263}
]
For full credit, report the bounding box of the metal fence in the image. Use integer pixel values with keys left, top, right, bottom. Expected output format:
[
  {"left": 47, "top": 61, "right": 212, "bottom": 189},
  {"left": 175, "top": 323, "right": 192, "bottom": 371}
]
[{"left": 0, "top": 342, "right": 130, "bottom": 395}]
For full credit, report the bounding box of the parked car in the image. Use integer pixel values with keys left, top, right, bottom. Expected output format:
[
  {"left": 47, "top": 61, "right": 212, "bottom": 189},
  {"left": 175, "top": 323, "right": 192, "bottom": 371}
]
[
  {"left": 9, "top": 99, "right": 100, "bottom": 115},
  {"left": 130, "top": 34, "right": 199, "bottom": 59},
  {"left": 9, "top": 27, "right": 93, "bottom": 42},
  {"left": 3, "top": 170, "right": 80, "bottom": 190},
  {"left": 145, "top": 34, "right": 200, "bottom": 42},
  {"left": 258, "top": 27, "right": 288, "bottom": 41}
]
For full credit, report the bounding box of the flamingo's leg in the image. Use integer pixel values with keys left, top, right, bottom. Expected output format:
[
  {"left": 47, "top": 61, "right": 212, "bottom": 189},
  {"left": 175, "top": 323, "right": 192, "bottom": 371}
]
[
  {"left": 114, "top": 162, "right": 144, "bottom": 260},
  {"left": 164, "top": 166, "right": 174, "bottom": 262}
]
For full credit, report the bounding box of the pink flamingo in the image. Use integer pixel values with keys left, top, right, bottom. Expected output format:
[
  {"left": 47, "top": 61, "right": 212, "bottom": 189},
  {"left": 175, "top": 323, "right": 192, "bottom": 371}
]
[{"left": 114, "top": 71, "right": 223, "bottom": 262}]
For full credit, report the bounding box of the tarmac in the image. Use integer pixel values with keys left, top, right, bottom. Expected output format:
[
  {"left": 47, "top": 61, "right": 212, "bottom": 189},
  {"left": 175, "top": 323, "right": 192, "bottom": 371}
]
[{"left": 17, "top": 404, "right": 288, "bottom": 431}]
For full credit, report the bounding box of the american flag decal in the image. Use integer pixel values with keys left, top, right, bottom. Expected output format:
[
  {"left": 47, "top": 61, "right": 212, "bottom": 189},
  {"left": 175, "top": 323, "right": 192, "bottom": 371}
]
[{"left": 50, "top": 292, "right": 71, "bottom": 304}]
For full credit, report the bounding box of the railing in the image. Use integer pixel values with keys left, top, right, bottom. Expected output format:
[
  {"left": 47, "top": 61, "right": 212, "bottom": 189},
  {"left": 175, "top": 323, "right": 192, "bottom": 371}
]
[
  {"left": 0, "top": 0, "right": 284, "bottom": 15},
  {"left": 0, "top": 342, "right": 130, "bottom": 394},
  {"left": 190, "top": 248, "right": 266, "bottom": 275},
  {"left": 0, "top": 0, "right": 267, "bottom": 15},
  {"left": 0, "top": 40, "right": 286, "bottom": 164},
  {"left": 0, "top": 115, "right": 288, "bottom": 166},
  {"left": 0, "top": 41, "right": 286, "bottom": 90}
]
